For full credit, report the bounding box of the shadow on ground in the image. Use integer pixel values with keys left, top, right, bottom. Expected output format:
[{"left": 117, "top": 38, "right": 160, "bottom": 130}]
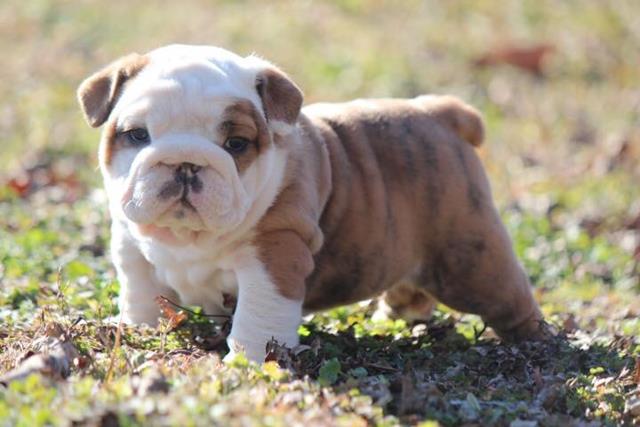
[{"left": 264, "top": 319, "right": 637, "bottom": 426}]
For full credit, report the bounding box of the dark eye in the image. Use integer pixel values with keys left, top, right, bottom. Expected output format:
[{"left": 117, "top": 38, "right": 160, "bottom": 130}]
[
  {"left": 223, "top": 137, "right": 250, "bottom": 154},
  {"left": 125, "top": 128, "right": 150, "bottom": 145}
]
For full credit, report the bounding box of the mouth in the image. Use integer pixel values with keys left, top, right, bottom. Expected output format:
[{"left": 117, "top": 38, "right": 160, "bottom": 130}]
[
  {"left": 150, "top": 165, "right": 207, "bottom": 229},
  {"left": 136, "top": 223, "right": 201, "bottom": 245},
  {"left": 155, "top": 197, "right": 206, "bottom": 230},
  {"left": 121, "top": 159, "right": 245, "bottom": 234},
  {"left": 179, "top": 195, "right": 197, "bottom": 212}
]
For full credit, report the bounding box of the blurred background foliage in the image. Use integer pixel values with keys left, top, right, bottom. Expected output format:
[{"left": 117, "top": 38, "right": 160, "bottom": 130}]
[
  {"left": 2, "top": 0, "right": 638, "bottom": 295},
  {"left": 2, "top": 0, "right": 639, "bottom": 186}
]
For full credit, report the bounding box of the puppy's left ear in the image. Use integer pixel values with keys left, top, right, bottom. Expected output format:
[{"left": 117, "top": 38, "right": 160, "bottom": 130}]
[
  {"left": 77, "top": 53, "right": 148, "bottom": 128},
  {"left": 255, "top": 67, "right": 303, "bottom": 134}
]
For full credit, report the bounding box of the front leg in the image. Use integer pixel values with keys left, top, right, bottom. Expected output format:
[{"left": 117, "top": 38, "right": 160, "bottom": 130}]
[
  {"left": 225, "top": 231, "right": 313, "bottom": 362},
  {"left": 111, "top": 223, "right": 177, "bottom": 325}
]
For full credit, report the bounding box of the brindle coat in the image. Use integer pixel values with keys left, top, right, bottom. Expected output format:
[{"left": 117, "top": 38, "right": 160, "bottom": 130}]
[
  {"left": 79, "top": 51, "right": 543, "bottom": 340},
  {"left": 255, "top": 96, "right": 544, "bottom": 341}
]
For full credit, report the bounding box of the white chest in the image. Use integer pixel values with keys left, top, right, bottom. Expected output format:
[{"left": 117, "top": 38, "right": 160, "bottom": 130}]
[{"left": 140, "top": 240, "right": 238, "bottom": 316}]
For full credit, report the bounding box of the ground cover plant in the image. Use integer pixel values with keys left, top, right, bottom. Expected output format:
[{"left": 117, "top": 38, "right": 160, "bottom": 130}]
[{"left": 1, "top": 1, "right": 639, "bottom": 425}]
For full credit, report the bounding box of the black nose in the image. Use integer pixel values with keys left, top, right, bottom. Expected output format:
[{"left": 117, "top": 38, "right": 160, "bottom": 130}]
[
  {"left": 178, "top": 162, "right": 201, "bottom": 174},
  {"left": 174, "top": 163, "right": 204, "bottom": 195}
]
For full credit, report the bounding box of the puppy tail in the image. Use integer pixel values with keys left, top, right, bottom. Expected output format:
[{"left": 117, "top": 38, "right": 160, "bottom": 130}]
[{"left": 413, "top": 95, "right": 485, "bottom": 147}]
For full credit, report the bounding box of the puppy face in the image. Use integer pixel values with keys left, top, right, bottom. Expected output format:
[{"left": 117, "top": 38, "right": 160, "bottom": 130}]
[{"left": 78, "top": 45, "right": 303, "bottom": 244}]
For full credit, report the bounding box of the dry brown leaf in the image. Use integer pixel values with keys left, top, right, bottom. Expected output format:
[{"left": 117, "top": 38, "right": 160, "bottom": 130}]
[
  {"left": 155, "top": 295, "right": 188, "bottom": 330},
  {"left": 6, "top": 175, "right": 30, "bottom": 197},
  {"left": 0, "top": 323, "right": 79, "bottom": 385},
  {"left": 473, "top": 43, "right": 555, "bottom": 76}
]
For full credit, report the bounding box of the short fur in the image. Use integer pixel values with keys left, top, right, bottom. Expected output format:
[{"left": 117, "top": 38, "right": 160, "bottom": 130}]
[{"left": 78, "top": 45, "right": 545, "bottom": 362}]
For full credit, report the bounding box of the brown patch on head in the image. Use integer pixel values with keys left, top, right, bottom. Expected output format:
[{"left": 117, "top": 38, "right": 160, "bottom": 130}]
[
  {"left": 255, "top": 67, "right": 303, "bottom": 125},
  {"left": 99, "top": 122, "right": 118, "bottom": 168},
  {"left": 77, "top": 53, "right": 149, "bottom": 128},
  {"left": 220, "top": 99, "right": 271, "bottom": 174},
  {"left": 98, "top": 121, "right": 146, "bottom": 168}
]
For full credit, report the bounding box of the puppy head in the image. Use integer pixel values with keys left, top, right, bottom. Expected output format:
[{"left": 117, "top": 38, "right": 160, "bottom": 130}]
[{"left": 77, "top": 45, "right": 302, "bottom": 243}]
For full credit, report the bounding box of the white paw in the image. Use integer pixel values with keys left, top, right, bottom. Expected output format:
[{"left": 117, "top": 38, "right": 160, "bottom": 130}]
[
  {"left": 118, "top": 303, "right": 161, "bottom": 326},
  {"left": 225, "top": 336, "right": 266, "bottom": 363}
]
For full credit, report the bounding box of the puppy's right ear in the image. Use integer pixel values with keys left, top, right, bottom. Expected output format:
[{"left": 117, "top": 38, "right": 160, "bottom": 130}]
[{"left": 77, "top": 53, "right": 148, "bottom": 127}]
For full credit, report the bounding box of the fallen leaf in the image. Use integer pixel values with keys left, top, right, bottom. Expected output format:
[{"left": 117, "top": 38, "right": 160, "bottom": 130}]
[
  {"left": 0, "top": 323, "right": 79, "bottom": 385},
  {"left": 6, "top": 175, "right": 30, "bottom": 197},
  {"left": 155, "top": 296, "right": 188, "bottom": 330},
  {"left": 473, "top": 43, "right": 555, "bottom": 76}
]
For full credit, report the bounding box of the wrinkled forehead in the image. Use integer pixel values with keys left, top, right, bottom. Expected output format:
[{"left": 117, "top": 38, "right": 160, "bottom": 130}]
[{"left": 113, "top": 45, "right": 264, "bottom": 132}]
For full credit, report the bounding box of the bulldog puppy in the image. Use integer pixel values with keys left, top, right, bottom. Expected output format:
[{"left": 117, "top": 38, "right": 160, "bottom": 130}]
[{"left": 77, "top": 45, "right": 544, "bottom": 362}]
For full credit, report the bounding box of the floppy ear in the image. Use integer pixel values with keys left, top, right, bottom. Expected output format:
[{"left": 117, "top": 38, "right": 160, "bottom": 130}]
[
  {"left": 77, "top": 53, "right": 148, "bottom": 128},
  {"left": 255, "top": 67, "right": 303, "bottom": 132}
]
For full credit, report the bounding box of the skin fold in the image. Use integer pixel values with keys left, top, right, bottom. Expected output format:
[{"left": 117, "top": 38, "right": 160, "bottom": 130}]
[{"left": 77, "top": 45, "right": 545, "bottom": 362}]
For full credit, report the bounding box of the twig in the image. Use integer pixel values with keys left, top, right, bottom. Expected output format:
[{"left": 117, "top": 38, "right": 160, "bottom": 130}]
[
  {"left": 104, "top": 313, "right": 123, "bottom": 383},
  {"left": 473, "top": 322, "right": 487, "bottom": 343},
  {"left": 156, "top": 295, "right": 231, "bottom": 320},
  {"left": 364, "top": 362, "right": 399, "bottom": 372}
]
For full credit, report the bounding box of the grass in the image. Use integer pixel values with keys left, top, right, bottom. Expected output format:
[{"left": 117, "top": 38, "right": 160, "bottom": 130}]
[{"left": 1, "top": 0, "right": 639, "bottom": 425}]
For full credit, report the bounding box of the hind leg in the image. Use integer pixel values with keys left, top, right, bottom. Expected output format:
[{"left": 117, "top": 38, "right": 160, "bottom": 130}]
[
  {"left": 424, "top": 264, "right": 545, "bottom": 341},
  {"left": 373, "top": 279, "right": 437, "bottom": 323},
  {"left": 416, "top": 134, "right": 546, "bottom": 341},
  {"left": 420, "top": 226, "right": 546, "bottom": 342}
]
